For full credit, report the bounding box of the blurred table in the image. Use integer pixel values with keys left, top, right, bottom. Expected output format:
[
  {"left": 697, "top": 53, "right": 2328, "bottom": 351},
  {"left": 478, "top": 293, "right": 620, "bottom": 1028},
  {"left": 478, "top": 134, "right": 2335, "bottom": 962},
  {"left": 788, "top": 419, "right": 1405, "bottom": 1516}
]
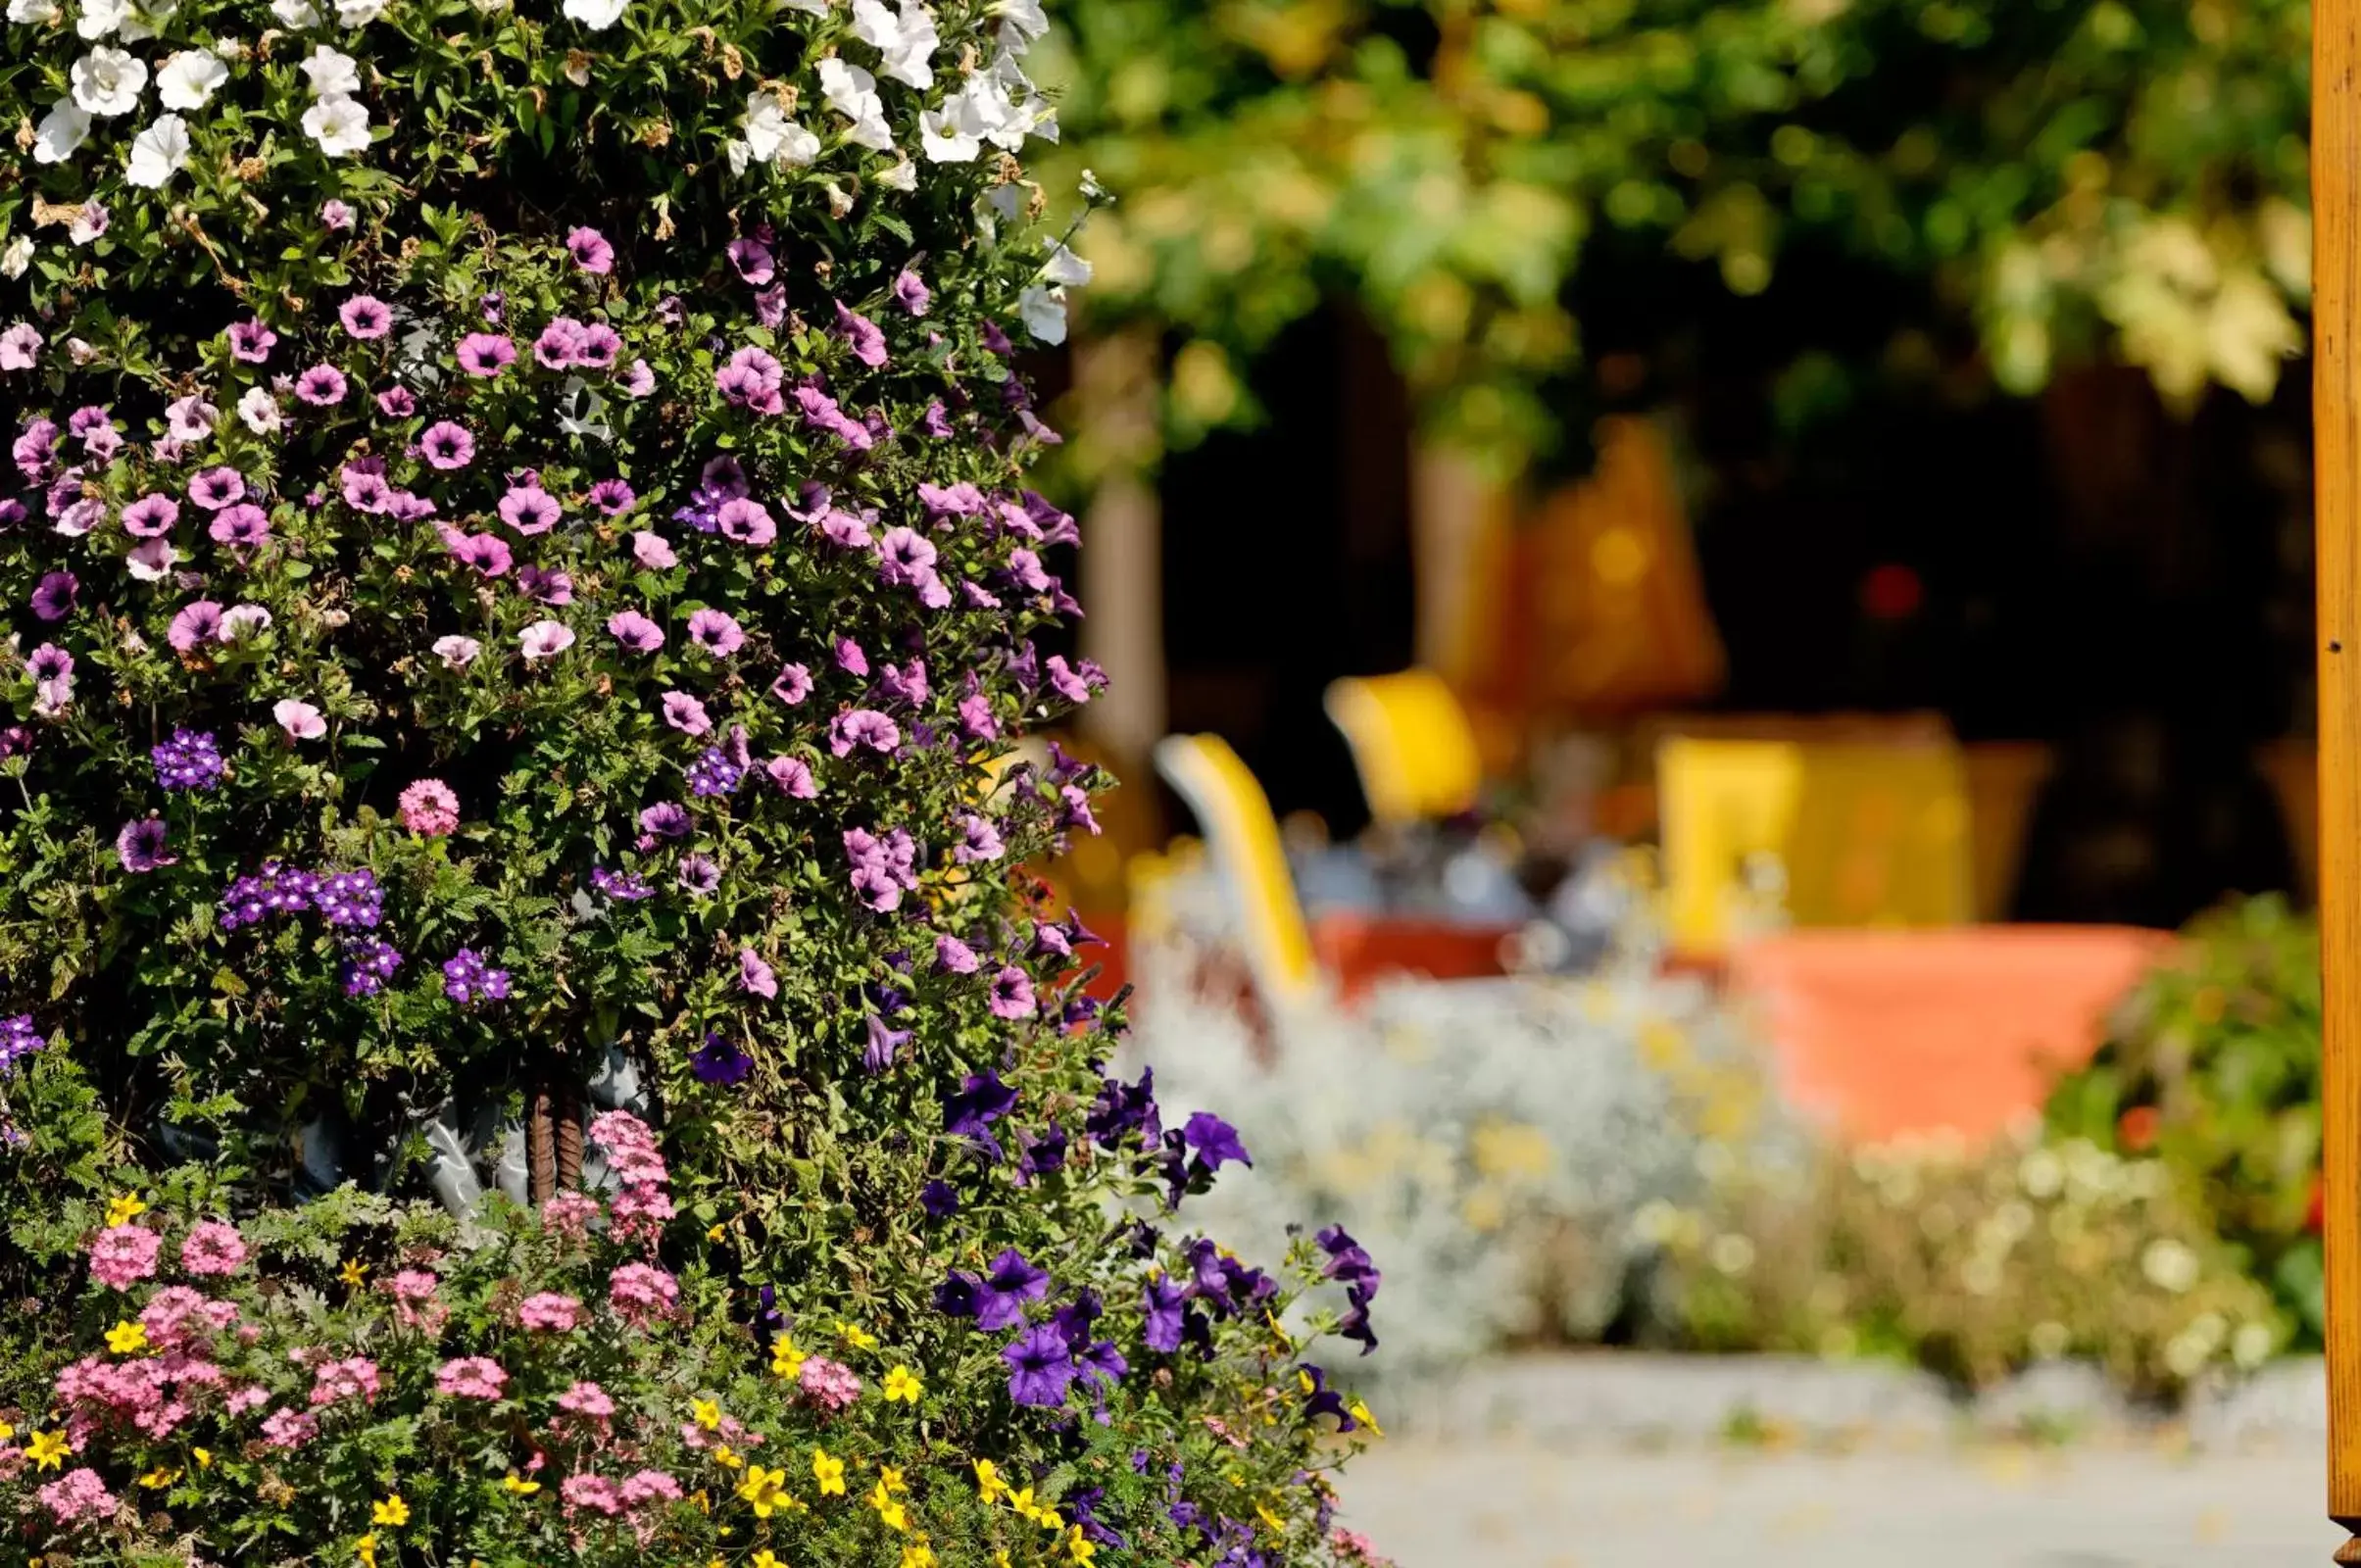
[{"left": 1727, "top": 926, "right": 2174, "bottom": 1144}]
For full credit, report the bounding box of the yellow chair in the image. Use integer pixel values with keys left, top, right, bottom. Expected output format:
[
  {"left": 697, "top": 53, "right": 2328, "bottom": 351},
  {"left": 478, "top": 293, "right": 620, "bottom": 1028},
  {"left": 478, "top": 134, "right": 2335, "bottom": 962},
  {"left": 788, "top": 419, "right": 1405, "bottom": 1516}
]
[
  {"left": 1658, "top": 735, "right": 1975, "bottom": 956},
  {"left": 1151, "top": 734, "right": 1322, "bottom": 1015},
  {"left": 1323, "top": 669, "right": 1485, "bottom": 827}
]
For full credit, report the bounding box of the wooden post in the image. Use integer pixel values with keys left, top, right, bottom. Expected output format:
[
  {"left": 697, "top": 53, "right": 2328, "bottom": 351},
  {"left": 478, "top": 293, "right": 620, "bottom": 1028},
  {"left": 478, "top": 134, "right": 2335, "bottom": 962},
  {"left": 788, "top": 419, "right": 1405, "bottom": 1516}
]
[{"left": 2318, "top": 0, "right": 2361, "bottom": 1553}]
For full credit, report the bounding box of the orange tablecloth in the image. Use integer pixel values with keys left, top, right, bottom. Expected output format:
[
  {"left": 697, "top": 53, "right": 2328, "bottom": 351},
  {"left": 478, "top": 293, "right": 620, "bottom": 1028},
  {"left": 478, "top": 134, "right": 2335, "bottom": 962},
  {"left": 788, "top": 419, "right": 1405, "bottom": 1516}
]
[
  {"left": 1726, "top": 926, "right": 2174, "bottom": 1145},
  {"left": 1072, "top": 913, "right": 1514, "bottom": 1008}
]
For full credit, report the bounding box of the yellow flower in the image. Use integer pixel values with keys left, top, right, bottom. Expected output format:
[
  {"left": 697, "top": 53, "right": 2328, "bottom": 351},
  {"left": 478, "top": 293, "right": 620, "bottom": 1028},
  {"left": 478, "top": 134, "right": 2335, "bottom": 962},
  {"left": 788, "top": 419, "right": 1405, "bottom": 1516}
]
[
  {"left": 712, "top": 1444, "right": 745, "bottom": 1470},
  {"left": 867, "top": 1479, "right": 909, "bottom": 1531},
  {"left": 812, "top": 1446, "right": 846, "bottom": 1496},
  {"left": 1348, "top": 1398, "right": 1382, "bottom": 1437},
  {"left": 338, "top": 1258, "right": 369, "bottom": 1289},
  {"left": 1066, "top": 1526, "right": 1098, "bottom": 1564},
  {"left": 502, "top": 1473, "right": 541, "bottom": 1495},
  {"left": 837, "top": 1320, "right": 877, "bottom": 1349},
  {"left": 902, "top": 1544, "right": 938, "bottom": 1568},
  {"left": 995, "top": 1553, "right": 1012, "bottom": 1568},
  {"left": 738, "top": 1464, "right": 793, "bottom": 1518},
  {"left": 881, "top": 1364, "right": 923, "bottom": 1403},
  {"left": 104, "top": 1194, "right": 147, "bottom": 1228},
  {"left": 707, "top": 1223, "right": 727, "bottom": 1243},
  {"left": 105, "top": 1319, "right": 149, "bottom": 1355},
  {"left": 137, "top": 1466, "right": 179, "bottom": 1490},
  {"left": 973, "top": 1458, "right": 1005, "bottom": 1501},
  {"left": 1256, "top": 1503, "right": 1285, "bottom": 1533},
  {"left": 0, "top": 1420, "right": 12, "bottom": 1443},
  {"left": 751, "top": 1553, "right": 784, "bottom": 1568},
  {"left": 25, "top": 1430, "right": 69, "bottom": 1470},
  {"left": 1008, "top": 1485, "right": 1039, "bottom": 1522},
  {"left": 769, "top": 1336, "right": 807, "bottom": 1380},
  {"left": 356, "top": 1534, "right": 378, "bottom": 1568},
  {"left": 372, "top": 1493, "right": 410, "bottom": 1528},
  {"left": 1038, "top": 1506, "right": 1064, "bottom": 1533},
  {"left": 878, "top": 1464, "right": 907, "bottom": 1494},
  {"left": 692, "top": 1397, "right": 722, "bottom": 1430},
  {"left": 192, "top": 1447, "right": 213, "bottom": 1469}
]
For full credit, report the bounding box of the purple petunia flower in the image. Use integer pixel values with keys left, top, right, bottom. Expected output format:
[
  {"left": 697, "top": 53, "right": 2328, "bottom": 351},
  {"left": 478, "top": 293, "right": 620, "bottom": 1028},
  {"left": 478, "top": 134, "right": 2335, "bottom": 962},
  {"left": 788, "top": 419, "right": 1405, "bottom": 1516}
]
[
  {"left": 456, "top": 332, "right": 516, "bottom": 377},
  {"left": 954, "top": 813, "right": 1005, "bottom": 864},
  {"left": 737, "top": 948, "right": 778, "bottom": 999},
  {"left": 894, "top": 269, "right": 931, "bottom": 317},
  {"left": 976, "top": 1248, "right": 1051, "bottom": 1331},
  {"left": 661, "top": 691, "right": 713, "bottom": 736},
  {"left": 762, "top": 756, "right": 817, "bottom": 799},
  {"left": 690, "top": 1032, "right": 753, "bottom": 1086},
  {"left": 30, "top": 570, "right": 76, "bottom": 622},
  {"left": 834, "top": 638, "right": 869, "bottom": 676},
  {"left": 639, "top": 801, "right": 691, "bottom": 840},
  {"left": 714, "top": 497, "right": 776, "bottom": 547},
  {"left": 862, "top": 1011, "right": 912, "bottom": 1073},
  {"left": 588, "top": 478, "right": 636, "bottom": 514},
  {"left": 770, "top": 663, "right": 812, "bottom": 706},
  {"left": 1142, "top": 1276, "right": 1187, "bottom": 1353},
  {"left": 419, "top": 421, "right": 475, "bottom": 469},
  {"left": 115, "top": 817, "right": 174, "bottom": 873},
  {"left": 339, "top": 295, "right": 393, "bottom": 339},
  {"left": 1182, "top": 1111, "right": 1252, "bottom": 1171},
  {"left": 446, "top": 531, "right": 514, "bottom": 578},
  {"left": 210, "top": 505, "right": 271, "bottom": 549},
  {"left": 566, "top": 225, "right": 615, "bottom": 274},
  {"left": 516, "top": 564, "right": 573, "bottom": 606},
  {"left": 294, "top": 365, "right": 348, "bottom": 406},
  {"left": 828, "top": 709, "right": 900, "bottom": 758},
  {"left": 498, "top": 484, "right": 563, "bottom": 536},
  {"left": 590, "top": 865, "right": 655, "bottom": 902},
  {"left": 835, "top": 302, "right": 888, "bottom": 368},
  {"left": 442, "top": 948, "right": 512, "bottom": 1005},
  {"left": 677, "top": 854, "right": 721, "bottom": 896},
  {"left": 988, "top": 966, "right": 1036, "bottom": 1020},
  {"left": 607, "top": 610, "right": 664, "bottom": 653},
  {"left": 920, "top": 1180, "right": 959, "bottom": 1219},
  {"left": 1004, "top": 1324, "right": 1079, "bottom": 1408},
  {"left": 936, "top": 935, "right": 981, "bottom": 974},
  {"left": 714, "top": 345, "right": 785, "bottom": 415},
  {"left": 227, "top": 318, "right": 277, "bottom": 363},
  {"left": 152, "top": 729, "right": 225, "bottom": 792},
  {"left": 726, "top": 237, "right": 775, "bottom": 285},
  {"left": 685, "top": 609, "right": 745, "bottom": 657},
  {"left": 943, "top": 1070, "right": 1016, "bottom": 1152}
]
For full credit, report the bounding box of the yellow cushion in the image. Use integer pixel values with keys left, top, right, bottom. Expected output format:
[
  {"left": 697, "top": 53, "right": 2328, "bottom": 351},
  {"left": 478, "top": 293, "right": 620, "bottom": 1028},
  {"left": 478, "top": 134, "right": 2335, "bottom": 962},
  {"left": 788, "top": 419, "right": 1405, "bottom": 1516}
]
[
  {"left": 1324, "top": 669, "right": 1484, "bottom": 825},
  {"left": 1152, "top": 735, "right": 1320, "bottom": 1008}
]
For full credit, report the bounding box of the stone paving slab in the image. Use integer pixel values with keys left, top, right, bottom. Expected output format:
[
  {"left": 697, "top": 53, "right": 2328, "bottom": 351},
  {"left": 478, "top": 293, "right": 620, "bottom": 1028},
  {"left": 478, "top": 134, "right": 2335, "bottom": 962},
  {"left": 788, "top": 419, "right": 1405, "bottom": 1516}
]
[
  {"left": 1336, "top": 1440, "right": 2340, "bottom": 1568},
  {"left": 1381, "top": 1353, "right": 2329, "bottom": 1450}
]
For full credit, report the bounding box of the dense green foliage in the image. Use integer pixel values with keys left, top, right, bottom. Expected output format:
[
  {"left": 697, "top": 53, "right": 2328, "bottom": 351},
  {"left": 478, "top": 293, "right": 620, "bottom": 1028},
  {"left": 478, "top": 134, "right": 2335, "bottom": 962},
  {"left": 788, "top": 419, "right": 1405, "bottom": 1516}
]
[{"left": 1044, "top": 0, "right": 2309, "bottom": 466}]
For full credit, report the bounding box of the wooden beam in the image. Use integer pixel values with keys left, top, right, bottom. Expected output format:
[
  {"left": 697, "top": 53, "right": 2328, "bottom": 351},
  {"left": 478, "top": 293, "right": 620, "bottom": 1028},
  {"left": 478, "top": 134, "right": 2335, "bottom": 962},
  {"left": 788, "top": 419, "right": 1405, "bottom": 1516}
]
[{"left": 2317, "top": 0, "right": 2361, "bottom": 1551}]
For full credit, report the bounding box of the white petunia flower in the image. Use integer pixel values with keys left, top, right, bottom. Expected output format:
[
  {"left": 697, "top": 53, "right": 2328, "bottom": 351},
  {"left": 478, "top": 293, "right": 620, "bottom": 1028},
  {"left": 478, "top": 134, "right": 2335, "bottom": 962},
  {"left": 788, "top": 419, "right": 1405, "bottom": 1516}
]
[
  {"left": 742, "top": 91, "right": 818, "bottom": 167},
  {"left": 562, "top": 0, "right": 624, "bottom": 26},
  {"left": 235, "top": 385, "right": 281, "bottom": 433},
  {"left": 123, "top": 112, "right": 189, "bottom": 188},
  {"left": 155, "top": 48, "right": 226, "bottom": 110},
  {"left": 74, "top": 0, "right": 124, "bottom": 37},
  {"left": 817, "top": 56, "right": 891, "bottom": 151},
  {"left": 1041, "top": 241, "right": 1092, "bottom": 288},
  {"left": 32, "top": 97, "right": 90, "bottom": 163},
  {"left": 918, "top": 79, "right": 988, "bottom": 162},
  {"left": 125, "top": 537, "right": 178, "bottom": 581},
  {"left": 301, "top": 44, "right": 358, "bottom": 96},
  {"left": 990, "top": 0, "right": 1046, "bottom": 44},
  {"left": 1017, "top": 284, "right": 1066, "bottom": 345},
  {"left": 723, "top": 137, "right": 751, "bottom": 174},
  {"left": 270, "top": 0, "right": 320, "bottom": 24},
  {"left": 68, "top": 199, "right": 108, "bottom": 244},
  {"left": 165, "top": 394, "right": 216, "bottom": 441},
  {"left": 519, "top": 619, "right": 576, "bottom": 661},
  {"left": 0, "top": 238, "right": 31, "bottom": 278},
  {"left": 9, "top": 0, "right": 62, "bottom": 24},
  {"left": 333, "top": 0, "right": 381, "bottom": 22},
  {"left": 70, "top": 46, "right": 146, "bottom": 117},
  {"left": 850, "top": 0, "right": 935, "bottom": 90},
  {"left": 875, "top": 157, "right": 915, "bottom": 191},
  {"left": 118, "top": 0, "right": 173, "bottom": 41},
  {"left": 301, "top": 91, "right": 369, "bottom": 155}
]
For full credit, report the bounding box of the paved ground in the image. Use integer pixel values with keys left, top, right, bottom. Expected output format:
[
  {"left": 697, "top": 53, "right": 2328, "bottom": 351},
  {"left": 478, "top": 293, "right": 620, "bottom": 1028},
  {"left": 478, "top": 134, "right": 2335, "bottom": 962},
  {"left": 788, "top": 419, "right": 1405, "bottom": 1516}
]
[{"left": 1336, "top": 1440, "right": 2341, "bottom": 1567}]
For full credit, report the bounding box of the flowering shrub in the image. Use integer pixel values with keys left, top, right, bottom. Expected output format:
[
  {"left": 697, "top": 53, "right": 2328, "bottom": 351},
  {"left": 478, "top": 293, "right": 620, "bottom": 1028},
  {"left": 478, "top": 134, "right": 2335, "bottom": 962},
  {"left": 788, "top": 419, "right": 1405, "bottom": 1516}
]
[
  {"left": 1640, "top": 1126, "right": 2287, "bottom": 1396},
  {"left": 2045, "top": 895, "right": 2326, "bottom": 1341},
  {"left": 0, "top": 0, "right": 1382, "bottom": 1559}
]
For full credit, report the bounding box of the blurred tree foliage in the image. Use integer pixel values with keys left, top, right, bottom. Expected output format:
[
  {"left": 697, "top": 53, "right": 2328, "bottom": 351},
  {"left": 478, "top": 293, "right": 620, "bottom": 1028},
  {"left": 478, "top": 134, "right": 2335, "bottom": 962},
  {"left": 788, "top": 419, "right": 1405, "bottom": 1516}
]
[{"left": 1038, "top": 0, "right": 2311, "bottom": 469}]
